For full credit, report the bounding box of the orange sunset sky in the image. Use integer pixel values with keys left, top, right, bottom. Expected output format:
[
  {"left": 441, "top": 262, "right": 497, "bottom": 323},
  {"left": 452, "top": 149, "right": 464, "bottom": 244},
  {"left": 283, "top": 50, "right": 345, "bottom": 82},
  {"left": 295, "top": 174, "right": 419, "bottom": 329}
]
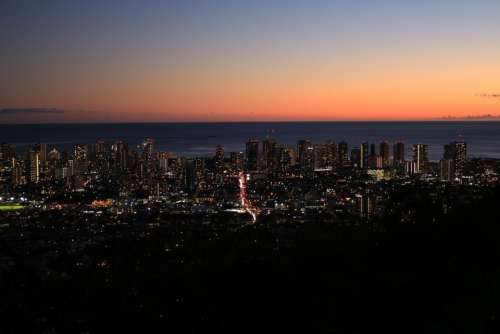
[{"left": 1, "top": 0, "right": 499, "bottom": 123}]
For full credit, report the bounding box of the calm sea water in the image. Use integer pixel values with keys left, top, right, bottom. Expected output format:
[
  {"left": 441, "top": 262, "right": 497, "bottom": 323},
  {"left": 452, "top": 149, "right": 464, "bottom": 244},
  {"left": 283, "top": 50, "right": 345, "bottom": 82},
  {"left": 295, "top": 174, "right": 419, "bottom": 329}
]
[{"left": 1, "top": 122, "right": 499, "bottom": 160}]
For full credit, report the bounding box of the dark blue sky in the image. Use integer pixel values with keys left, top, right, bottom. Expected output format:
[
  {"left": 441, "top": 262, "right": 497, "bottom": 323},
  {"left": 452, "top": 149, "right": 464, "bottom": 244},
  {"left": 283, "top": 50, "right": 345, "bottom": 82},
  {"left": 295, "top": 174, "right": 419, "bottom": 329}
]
[{"left": 1, "top": 0, "right": 499, "bottom": 122}]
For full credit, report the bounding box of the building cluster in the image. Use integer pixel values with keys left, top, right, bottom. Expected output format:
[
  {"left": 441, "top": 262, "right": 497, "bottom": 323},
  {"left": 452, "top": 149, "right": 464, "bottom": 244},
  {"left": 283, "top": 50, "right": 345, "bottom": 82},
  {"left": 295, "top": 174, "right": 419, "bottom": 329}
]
[
  {"left": 0, "top": 136, "right": 494, "bottom": 223},
  {"left": 243, "top": 138, "right": 467, "bottom": 179},
  {"left": 0, "top": 138, "right": 469, "bottom": 187}
]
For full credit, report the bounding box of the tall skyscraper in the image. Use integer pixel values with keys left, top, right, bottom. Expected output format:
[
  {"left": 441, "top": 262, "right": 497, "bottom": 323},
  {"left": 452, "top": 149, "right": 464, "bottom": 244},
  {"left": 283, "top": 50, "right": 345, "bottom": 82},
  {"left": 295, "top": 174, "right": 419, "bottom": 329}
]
[
  {"left": 183, "top": 159, "right": 197, "bottom": 191},
  {"left": 28, "top": 150, "right": 40, "bottom": 183},
  {"left": 360, "top": 142, "right": 369, "bottom": 168},
  {"left": 230, "top": 152, "right": 244, "bottom": 171},
  {"left": 85, "top": 143, "right": 97, "bottom": 162},
  {"left": 214, "top": 145, "right": 225, "bottom": 172},
  {"left": 325, "top": 141, "right": 337, "bottom": 168},
  {"left": 215, "top": 145, "right": 224, "bottom": 161},
  {"left": 350, "top": 147, "right": 361, "bottom": 168},
  {"left": 245, "top": 139, "right": 259, "bottom": 171},
  {"left": 36, "top": 143, "right": 47, "bottom": 165},
  {"left": 355, "top": 194, "right": 376, "bottom": 219},
  {"left": 313, "top": 143, "right": 328, "bottom": 170},
  {"left": 405, "top": 161, "right": 417, "bottom": 175},
  {"left": 193, "top": 157, "right": 206, "bottom": 189},
  {"left": 455, "top": 142, "right": 467, "bottom": 170},
  {"left": 278, "top": 147, "right": 296, "bottom": 172},
  {"left": 297, "top": 139, "right": 314, "bottom": 171},
  {"left": 140, "top": 138, "right": 155, "bottom": 174},
  {"left": 74, "top": 144, "right": 87, "bottom": 161},
  {"left": 412, "top": 144, "right": 428, "bottom": 173},
  {"left": 114, "top": 141, "right": 129, "bottom": 169},
  {"left": 359, "top": 142, "right": 368, "bottom": 168},
  {"left": 379, "top": 141, "right": 390, "bottom": 166},
  {"left": 261, "top": 139, "right": 278, "bottom": 171},
  {"left": 73, "top": 144, "right": 88, "bottom": 175},
  {"left": 338, "top": 141, "right": 349, "bottom": 166},
  {"left": 368, "top": 155, "right": 383, "bottom": 169},
  {"left": 158, "top": 152, "right": 170, "bottom": 172},
  {"left": 444, "top": 141, "right": 467, "bottom": 176},
  {"left": 96, "top": 140, "right": 108, "bottom": 160},
  {"left": 48, "top": 148, "right": 61, "bottom": 161},
  {"left": 370, "top": 143, "right": 376, "bottom": 157},
  {"left": 439, "top": 159, "right": 455, "bottom": 182},
  {"left": 0, "top": 143, "right": 16, "bottom": 164},
  {"left": 393, "top": 141, "right": 405, "bottom": 164},
  {"left": 11, "top": 158, "right": 24, "bottom": 186},
  {"left": 142, "top": 138, "right": 155, "bottom": 162}
]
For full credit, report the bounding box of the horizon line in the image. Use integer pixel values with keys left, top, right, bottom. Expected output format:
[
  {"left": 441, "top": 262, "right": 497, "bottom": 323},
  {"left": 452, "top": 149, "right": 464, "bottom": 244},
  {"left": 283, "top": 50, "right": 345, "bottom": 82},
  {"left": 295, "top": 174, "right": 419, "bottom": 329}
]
[{"left": 2, "top": 119, "right": 500, "bottom": 125}]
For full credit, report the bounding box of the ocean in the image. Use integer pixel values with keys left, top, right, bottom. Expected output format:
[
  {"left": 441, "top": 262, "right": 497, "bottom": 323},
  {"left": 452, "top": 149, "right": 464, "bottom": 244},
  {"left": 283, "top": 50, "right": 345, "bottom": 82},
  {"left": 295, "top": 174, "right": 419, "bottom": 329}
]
[{"left": 1, "top": 122, "right": 499, "bottom": 160}]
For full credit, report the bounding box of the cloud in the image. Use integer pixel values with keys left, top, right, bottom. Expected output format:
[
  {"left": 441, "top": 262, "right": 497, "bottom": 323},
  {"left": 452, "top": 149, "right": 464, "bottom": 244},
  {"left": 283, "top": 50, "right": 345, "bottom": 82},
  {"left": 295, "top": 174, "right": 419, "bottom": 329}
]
[
  {"left": 0, "top": 108, "right": 72, "bottom": 115},
  {"left": 477, "top": 93, "right": 500, "bottom": 98},
  {"left": 439, "top": 114, "right": 500, "bottom": 120}
]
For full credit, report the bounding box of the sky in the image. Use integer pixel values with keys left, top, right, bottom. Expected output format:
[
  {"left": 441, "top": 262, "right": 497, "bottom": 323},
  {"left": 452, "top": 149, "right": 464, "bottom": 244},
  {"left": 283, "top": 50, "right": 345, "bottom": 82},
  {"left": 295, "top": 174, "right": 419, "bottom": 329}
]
[{"left": 1, "top": 0, "right": 499, "bottom": 123}]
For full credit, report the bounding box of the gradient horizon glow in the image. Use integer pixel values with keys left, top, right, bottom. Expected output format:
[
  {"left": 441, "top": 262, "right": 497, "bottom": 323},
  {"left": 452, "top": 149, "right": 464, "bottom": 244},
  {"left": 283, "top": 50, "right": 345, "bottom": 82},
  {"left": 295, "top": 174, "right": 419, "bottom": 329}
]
[{"left": 1, "top": 0, "right": 499, "bottom": 123}]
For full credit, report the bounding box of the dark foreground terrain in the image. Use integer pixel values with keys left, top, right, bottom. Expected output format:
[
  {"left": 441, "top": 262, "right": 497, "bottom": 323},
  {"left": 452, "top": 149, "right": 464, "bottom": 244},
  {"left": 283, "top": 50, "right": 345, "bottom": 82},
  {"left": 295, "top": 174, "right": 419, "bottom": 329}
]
[{"left": 2, "top": 185, "right": 500, "bottom": 333}]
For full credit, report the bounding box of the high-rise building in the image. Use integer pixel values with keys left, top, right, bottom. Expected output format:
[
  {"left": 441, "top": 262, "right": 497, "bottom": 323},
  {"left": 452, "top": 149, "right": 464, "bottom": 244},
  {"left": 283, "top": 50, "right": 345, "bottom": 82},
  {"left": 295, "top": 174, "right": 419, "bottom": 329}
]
[
  {"left": 443, "top": 143, "right": 454, "bottom": 159},
  {"left": 297, "top": 140, "right": 314, "bottom": 171},
  {"left": 439, "top": 159, "right": 455, "bottom": 182},
  {"left": 214, "top": 144, "right": 225, "bottom": 172},
  {"left": 85, "top": 143, "right": 97, "bottom": 162},
  {"left": 279, "top": 147, "right": 296, "bottom": 172},
  {"left": 370, "top": 143, "right": 376, "bottom": 157},
  {"left": 325, "top": 141, "right": 337, "bottom": 168},
  {"left": 73, "top": 144, "right": 88, "bottom": 175},
  {"left": 393, "top": 141, "right": 405, "bottom": 164},
  {"left": 350, "top": 148, "right": 361, "bottom": 168},
  {"left": 114, "top": 141, "right": 129, "bottom": 169},
  {"left": 48, "top": 148, "right": 61, "bottom": 161},
  {"left": 56, "top": 166, "right": 69, "bottom": 180},
  {"left": 0, "top": 143, "right": 16, "bottom": 162},
  {"left": 215, "top": 145, "right": 224, "bottom": 161},
  {"left": 11, "top": 158, "right": 24, "bottom": 186},
  {"left": 412, "top": 144, "right": 428, "bottom": 173},
  {"left": 245, "top": 139, "right": 259, "bottom": 171},
  {"left": 142, "top": 138, "right": 155, "bottom": 162},
  {"left": 360, "top": 142, "right": 369, "bottom": 168},
  {"left": 368, "top": 155, "right": 383, "bottom": 169},
  {"left": 183, "top": 159, "right": 197, "bottom": 191},
  {"left": 355, "top": 194, "right": 376, "bottom": 219},
  {"left": 67, "top": 160, "right": 75, "bottom": 177},
  {"left": 96, "top": 140, "right": 109, "bottom": 160},
  {"left": 261, "top": 139, "right": 278, "bottom": 171},
  {"left": 74, "top": 144, "right": 87, "bottom": 162},
  {"left": 313, "top": 143, "right": 328, "bottom": 170},
  {"left": 405, "top": 161, "right": 417, "bottom": 175},
  {"left": 140, "top": 138, "right": 155, "bottom": 174},
  {"left": 28, "top": 150, "right": 40, "bottom": 183},
  {"left": 380, "top": 141, "right": 390, "bottom": 166},
  {"left": 338, "top": 141, "right": 349, "bottom": 166},
  {"left": 444, "top": 141, "right": 467, "bottom": 176},
  {"left": 45, "top": 148, "right": 61, "bottom": 180},
  {"left": 455, "top": 142, "right": 467, "bottom": 171},
  {"left": 158, "top": 152, "right": 170, "bottom": 172},
  {"left": 36, "top": 143, "right": 47, "bottom": 165},
  {"left": 230, "top": 152, "right": 244, "bottom": 171}
]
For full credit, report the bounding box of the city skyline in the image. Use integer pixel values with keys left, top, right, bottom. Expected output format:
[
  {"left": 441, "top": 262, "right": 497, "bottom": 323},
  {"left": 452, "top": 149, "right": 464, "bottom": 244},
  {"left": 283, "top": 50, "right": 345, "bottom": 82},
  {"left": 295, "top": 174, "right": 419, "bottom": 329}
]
[
  {"left": 3, "top": 2, "right": 500, "bottom": 332},
  {"left": 1, "top": 0, "right": 500, "bottom": 123},
  {"left": 1, "top": 134, "right": 468, "bottom": 187},
  {"left": 3, "top": 122, "right": 498, "bottom": 334}
]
